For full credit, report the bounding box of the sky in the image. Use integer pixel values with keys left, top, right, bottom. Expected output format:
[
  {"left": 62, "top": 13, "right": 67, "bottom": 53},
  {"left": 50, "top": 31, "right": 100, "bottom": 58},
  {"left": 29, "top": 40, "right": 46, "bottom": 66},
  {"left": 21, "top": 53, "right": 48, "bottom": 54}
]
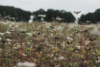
[{"left": 0, "top": 0, "right": 100, "bottom": 17}]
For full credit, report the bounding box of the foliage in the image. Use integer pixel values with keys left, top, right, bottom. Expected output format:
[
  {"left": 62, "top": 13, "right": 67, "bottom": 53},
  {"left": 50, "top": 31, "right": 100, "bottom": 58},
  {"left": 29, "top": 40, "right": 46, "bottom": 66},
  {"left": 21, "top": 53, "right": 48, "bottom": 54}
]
[
  {"left": 33, "top": 9, "right": 75, "bottom": 22},
  {"left": 0, "top": 5, "right": 32, "bottom": 22},
  {"left": 80, "top": 9, "right": 100, "bottom": 23}
]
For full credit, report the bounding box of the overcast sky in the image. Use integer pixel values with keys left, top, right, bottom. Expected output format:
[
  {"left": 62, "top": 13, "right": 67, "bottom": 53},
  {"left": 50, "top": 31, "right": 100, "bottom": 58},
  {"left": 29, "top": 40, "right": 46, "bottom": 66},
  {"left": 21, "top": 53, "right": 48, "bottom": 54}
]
[{"left": 0, "top": 0, "right": 100, "bottom": 17}]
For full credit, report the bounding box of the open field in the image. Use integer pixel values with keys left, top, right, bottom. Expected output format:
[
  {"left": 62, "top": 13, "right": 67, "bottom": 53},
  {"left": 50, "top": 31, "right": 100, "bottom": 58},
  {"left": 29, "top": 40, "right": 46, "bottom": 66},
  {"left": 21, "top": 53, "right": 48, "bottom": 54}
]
[{"left": 0, "top": 21, "right": 100, "bottom": 67}]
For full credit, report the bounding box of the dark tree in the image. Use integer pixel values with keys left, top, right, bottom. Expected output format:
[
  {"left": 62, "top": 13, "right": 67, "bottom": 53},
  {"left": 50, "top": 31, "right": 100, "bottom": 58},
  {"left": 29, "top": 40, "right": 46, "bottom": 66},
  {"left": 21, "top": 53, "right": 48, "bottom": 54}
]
[
  {"left": 33, "top": 9, "right": 75, "bottom": 22},
  {"left": 0, "top": 5, "right": 32, "bottom": 22},
  {"left": 80, "top": 8, "right": 100, "bottom": 24}
]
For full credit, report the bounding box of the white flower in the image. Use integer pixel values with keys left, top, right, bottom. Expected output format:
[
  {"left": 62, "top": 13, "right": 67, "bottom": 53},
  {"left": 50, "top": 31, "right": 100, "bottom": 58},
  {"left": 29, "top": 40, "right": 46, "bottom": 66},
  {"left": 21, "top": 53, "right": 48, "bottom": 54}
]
[
  {"left": 76, "top": 45, "right": 84, "bottom": 49},
  {"left": 51, "top": 33, "right": 53, "bottom": 36},
  {"left": 68, "top": 23, "right": 75, "bottom": 28},
  {"left": 23, "top": 53, "right": 27, "bottom": 56},
  {"left": 8, "top": 42, "right": 11, "bottom": 44},
  {"left": 75, "top": 51, "right": 79, "bottom": 53},
  {"left": 92, "top": 27, "right": 100, "bottom": 36},
  {"left": 55, "top": 65, "right": 60, "bottom": 67},
  {"left": 57, "top": 26, "right": 64, "bottom": 31},
  {"left": 58, "top": 56, "right": 65, "bottom": 60},
  {"left": 13, "top": 44, "right": 20, "bottom": 49},
  {"left": 26, "top": 33, "right": 32, "bottom": 36},
  {"left": 17, "top": 62, "right": 36, "bottom": 67},
  {"left": 96, "top": 60, "right": 100, "bottom": 63},
  {"left": 67, "top": 37, "right": 73, "bottom": 41},
  {"left": 85, "top": 41, "right": 90, "bottom": 46},
  {"left": 0, "top": 33, "right": 4, "bottom": 35},
  {"left": 38, "top": 14, "right": 46, "bottom": 18},
  {"left": 45, "top": 23, "right": 51, "bottom": 28},
  {"left": 6, "top": 39, "right": 12, "bottom": 42},
  {"left": 54, "top": 57, "right": 58, "bottom": 61},
  {"left": 51, "top": 54, "right": 54, "bottom": 57},
  {"left": 6, "top": 31, "right": 10, "bottom": 34},
  {"left": 15, "top": 25, "right": 19, "bottom": 28},
  {"left": 56, "top": 17, "right": 62, "bottom": 21},
  {"left": 76, "top": 46, "right": 81, "bottom": 49},
  {"left": 27, "top": 42, "right": 31, "bottom": 44},
  {"left": 0, "top": 37, "right": 2, "bottom": 40}
]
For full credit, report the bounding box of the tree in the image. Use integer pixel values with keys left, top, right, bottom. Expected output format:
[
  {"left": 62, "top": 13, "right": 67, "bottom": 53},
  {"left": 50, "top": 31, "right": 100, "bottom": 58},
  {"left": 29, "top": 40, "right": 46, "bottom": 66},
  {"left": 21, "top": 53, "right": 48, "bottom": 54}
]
[
  {"left": 33, "top": 9, "right": 75, "bottom": 22},
  {"left": 0, "top": 5, "right": 32, "bottom": 22},
  {"left": 80, "top": 8, "right": 100, "bottom": 24},
  {"left": 33, "top": 9, "right": 46, "bottom": 21}
]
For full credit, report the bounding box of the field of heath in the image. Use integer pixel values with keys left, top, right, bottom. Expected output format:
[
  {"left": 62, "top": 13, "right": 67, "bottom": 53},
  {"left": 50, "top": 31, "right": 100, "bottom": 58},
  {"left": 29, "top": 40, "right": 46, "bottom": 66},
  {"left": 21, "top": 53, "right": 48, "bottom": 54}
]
[{"left": 0, "top": 21, "right": 100, "bottom": 67}]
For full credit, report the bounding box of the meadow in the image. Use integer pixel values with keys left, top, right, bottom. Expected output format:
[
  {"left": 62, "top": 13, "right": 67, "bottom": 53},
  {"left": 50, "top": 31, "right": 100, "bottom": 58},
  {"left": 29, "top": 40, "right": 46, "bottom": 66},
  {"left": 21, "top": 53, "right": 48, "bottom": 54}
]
[{"left": 0, "top": 20, "right": 100, "bottom": 67}]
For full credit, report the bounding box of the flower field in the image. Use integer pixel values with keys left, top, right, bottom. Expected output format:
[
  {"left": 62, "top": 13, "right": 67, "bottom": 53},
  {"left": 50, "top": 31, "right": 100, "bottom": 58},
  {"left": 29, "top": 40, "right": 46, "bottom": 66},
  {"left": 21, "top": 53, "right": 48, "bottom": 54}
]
[{"left": 0, "top": 21, "right": 100, "bottom": 67}]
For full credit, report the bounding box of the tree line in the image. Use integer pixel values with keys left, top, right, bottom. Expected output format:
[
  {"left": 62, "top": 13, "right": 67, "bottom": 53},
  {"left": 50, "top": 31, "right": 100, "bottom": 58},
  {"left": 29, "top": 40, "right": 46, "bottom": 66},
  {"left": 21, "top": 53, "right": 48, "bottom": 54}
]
[
  {"left": 0, "top": 5, "right": 75, "bottom": 22},
  {"left": 33, "top": 9, "right": 75, "bottom": 22},
  {"left": 0, "top": 5, "right": 100, "bottom": 23},
  {"left": 80, "top": 9, "right": 100, "bottom": 23},
  {"left": 0, "top": 5, "right": 31, "bottom": 22}
]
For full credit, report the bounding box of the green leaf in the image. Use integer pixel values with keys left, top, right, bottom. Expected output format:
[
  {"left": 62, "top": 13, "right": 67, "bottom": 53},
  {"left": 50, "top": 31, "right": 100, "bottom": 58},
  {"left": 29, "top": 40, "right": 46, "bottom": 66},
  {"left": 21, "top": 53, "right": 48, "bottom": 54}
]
[
  {"left": 70, "top": 48, "right": 74, "bottom": 51},
  {"left": 41, "top": 57, "right": 45, "bottom": 60},
  {"left": 72, "top": 62, "right": 78, "bottom": 66},
  {"left": 41, "top": 24, "right": 44, "bottom": 26}
]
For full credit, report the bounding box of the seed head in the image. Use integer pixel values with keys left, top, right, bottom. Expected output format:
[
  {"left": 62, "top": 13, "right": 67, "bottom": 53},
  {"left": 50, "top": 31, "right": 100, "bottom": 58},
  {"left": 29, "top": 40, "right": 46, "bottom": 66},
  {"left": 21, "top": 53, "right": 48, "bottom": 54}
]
[{"left": 73, "top": 11, "right": 81, "bottom": 14}]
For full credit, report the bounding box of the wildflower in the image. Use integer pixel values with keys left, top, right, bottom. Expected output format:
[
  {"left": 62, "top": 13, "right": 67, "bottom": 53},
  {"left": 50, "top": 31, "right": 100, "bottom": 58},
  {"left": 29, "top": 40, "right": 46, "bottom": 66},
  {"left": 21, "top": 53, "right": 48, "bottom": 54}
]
[
  {"left": 53, "top": 29, "right": 59, "bottom": 32},
  {"left": 0, "top": 33, "right": 4, "bottom": 35},
  {"left": 96, "top": 60, "right": 100, "bottom": 63},
  {"left": 85, "top": 40, "right": 90, "bottom": 46},
  {"left": 50, "top": 33, "right": 53, "bottom": 36},
  {"left": 5, "top": 31, "right": 10, "bottom": 34},
  {"left": 66, "top": 37, "right": 73, "bottom": 44},
  {"left": 54, "top": 57, "right": 58, "bottom": 61},
  {"left": 84, "top": 60, "right": 89, "bottom": 64},
  {"left": 20, "top": 29, "right": 26, "bottom": 33},
  {"left": 73, "top": 11, "right": 81, "bottom": 15},
  {"left": 6, "top": 39, "right": 12, "bottom": 42},
  {"left": 76, "top": 45, "right": 84, "bottom": 49},
  {"left": 58, "top": 56, "right": 65, "bottom": 60},
  {"left": 38, "top": 14, "right": 46, "bottom": 18},
  {"left": 67, "top": 37, "right": 73, "bottom": 40},
  {"left": 38, "top": 14, "right": 46, "bottom": 21},
  {"left": 15, "top": 25, "right": 19, "bottom": 28},
  {"left": 26, "top": 33, "right": 32, "bottom": 36},
  {"left": 17, "top": 62, "right": 36, "bottom": 67},
  {"left": 92, "top": 27, "right": 100, "bottom": 36},
  {"left": 0, "top": 37, "right": 2, "bottom": 40},
  {"left": 9, "top": 30, "right": 15, "bottom": 33},
  {"left": 23, "top": 53, "right": 27, "bottom": 56},
  {"left": 13, "top": 44, "right": 21, "bottom": 50},
  {"left": 45, "top": 23, "right": 51, "bottom": 28},
  {"left": 56, "top": 17, "right": 63, "bottom": 21},
  {"left": 86, "top": 20, "right": 91, "bottom": 24}
]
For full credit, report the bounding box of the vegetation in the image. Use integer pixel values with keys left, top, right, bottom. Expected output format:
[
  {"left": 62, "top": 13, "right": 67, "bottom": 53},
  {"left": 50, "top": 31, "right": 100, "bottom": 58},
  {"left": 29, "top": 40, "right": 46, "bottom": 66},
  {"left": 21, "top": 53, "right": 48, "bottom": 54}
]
[
  {"left": 33, "top": 9, "right": 75, "bottom": 22},
  {"left": 0, "top": 21, "right": 100, "bottom": 67},
  {"left": 80, "top": 9, "right": 100, "bottom": 23},
  {"left": 0, "top": 5, "right": 31, "bottom": 22},
  {"left": 0, "top": 5, "right": 75, "bottom": 22},
  {"left": 0, "top": 5, "right": 100, "bottom": 67}
]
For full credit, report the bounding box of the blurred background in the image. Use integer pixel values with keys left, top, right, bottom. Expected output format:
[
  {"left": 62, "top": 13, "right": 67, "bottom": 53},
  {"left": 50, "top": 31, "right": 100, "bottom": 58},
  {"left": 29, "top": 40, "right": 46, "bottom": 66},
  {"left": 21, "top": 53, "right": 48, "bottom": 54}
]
[{"left": 0, "top": 0, "right": 100, "bottom": 24}]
